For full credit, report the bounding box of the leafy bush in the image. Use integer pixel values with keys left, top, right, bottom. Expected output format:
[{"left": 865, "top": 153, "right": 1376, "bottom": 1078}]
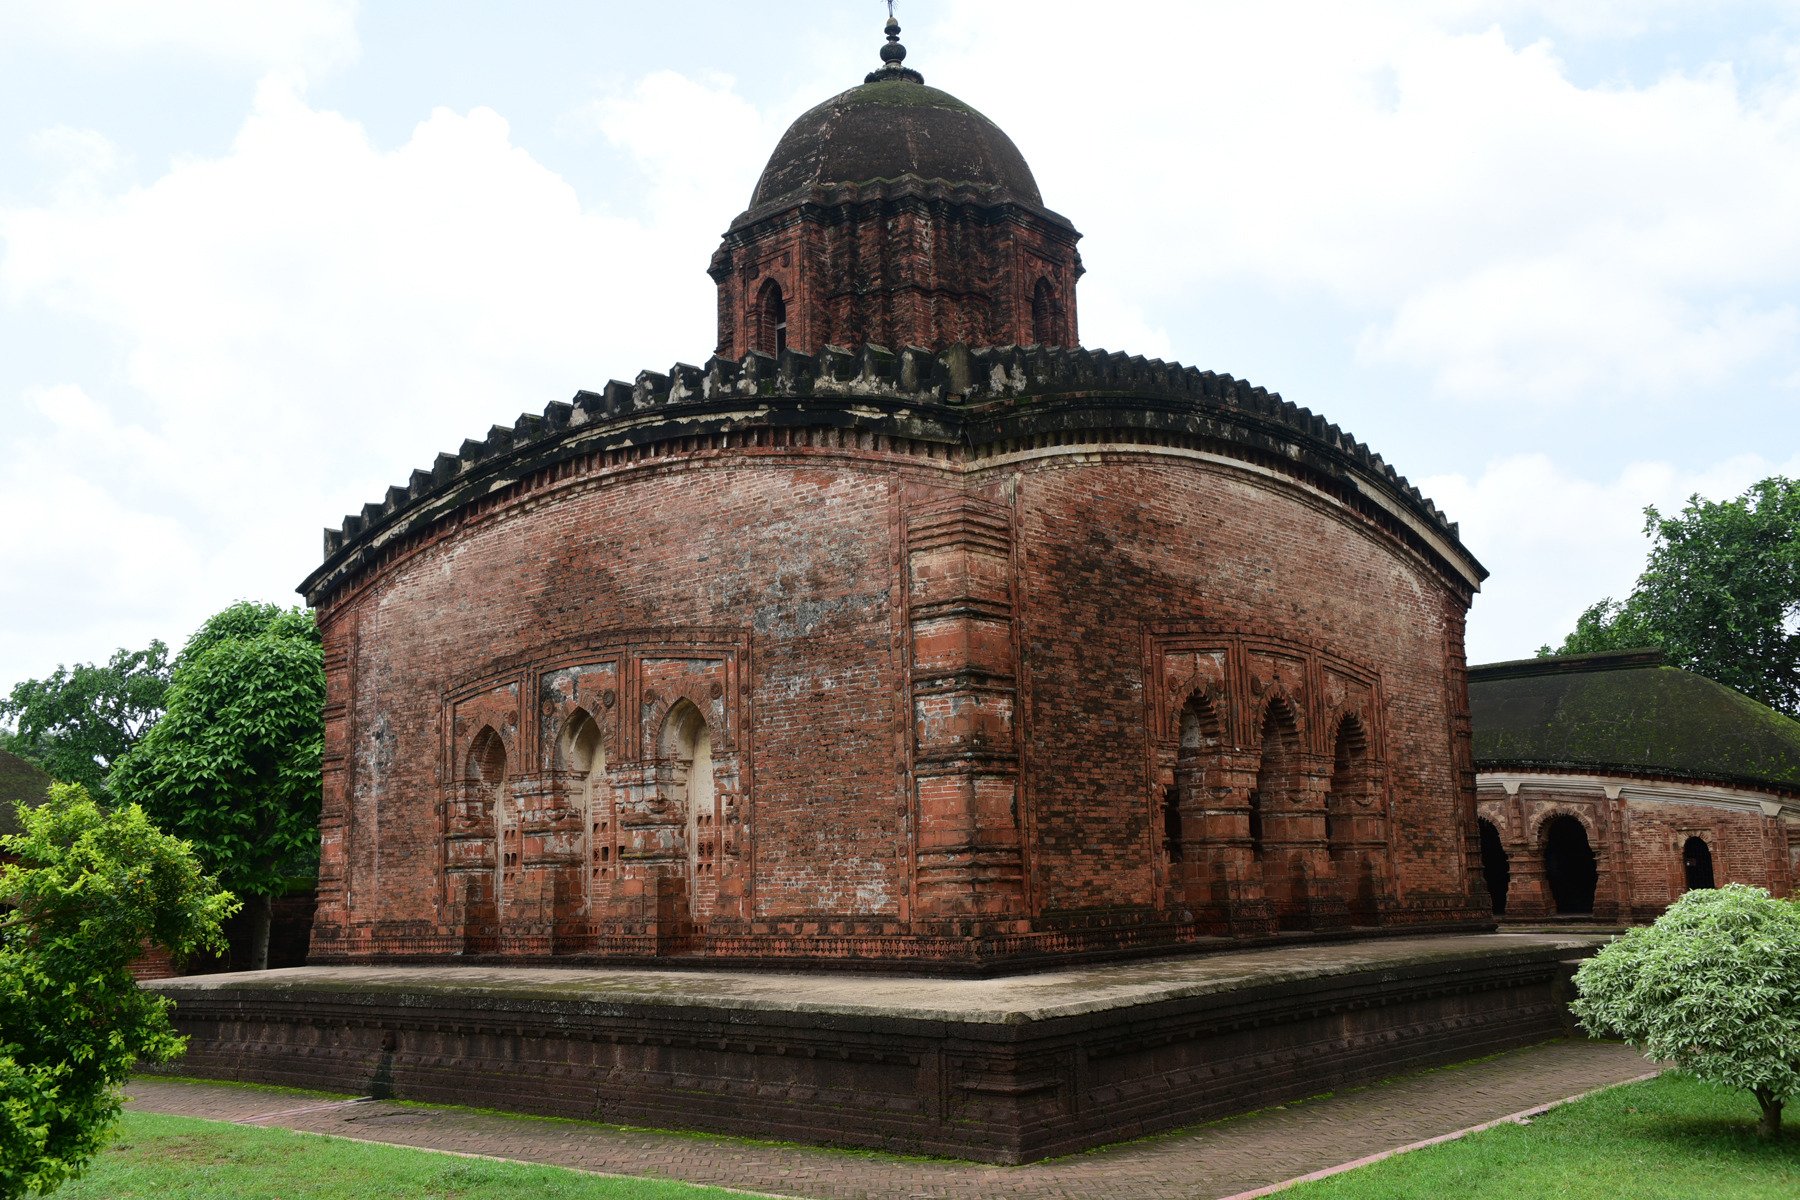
[
  {"left": 0, "top": 784, "right": 235, "bottom": 1197},
  {"left": 111, "top": 601, "right": 322, "bottom": 970},
  {"left": 1571, "top": 884, "right": 1800, "bottom": 1138}
]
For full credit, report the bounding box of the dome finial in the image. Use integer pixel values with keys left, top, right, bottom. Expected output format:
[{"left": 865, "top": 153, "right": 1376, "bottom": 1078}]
[{"left": 867, "top": 1, "right": 925, "bottom": 85}]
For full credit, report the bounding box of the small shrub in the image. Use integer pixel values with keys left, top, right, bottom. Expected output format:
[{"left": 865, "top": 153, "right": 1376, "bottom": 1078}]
[{"left": 1572, "top": 884, "right": 1800, "bottom": 1139}]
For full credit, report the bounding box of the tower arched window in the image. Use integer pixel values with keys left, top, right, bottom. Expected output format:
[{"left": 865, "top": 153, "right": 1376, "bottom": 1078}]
[
  {"left": 756, "top": 279, "right": 788, "bottom": 356},
  {"left": 1031, "top": 278, "right": 1057, "bottom": 346}
]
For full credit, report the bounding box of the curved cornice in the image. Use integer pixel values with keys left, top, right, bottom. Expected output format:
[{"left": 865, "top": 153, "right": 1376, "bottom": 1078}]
[
  {"left": 299, "top": 344, "right": 1486, "bottom": 607},
  {"left": 721, "top": 176, "right": 1080, "bottom": 243}
]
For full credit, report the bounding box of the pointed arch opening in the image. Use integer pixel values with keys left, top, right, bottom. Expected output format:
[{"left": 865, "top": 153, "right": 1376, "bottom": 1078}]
[
  {"left": 1168, "top": 693, "right": 1223, "bottom": 869},
  {"left": 1543, "top": 815, "right": 1597, "bottom": 915},
  {"left": 561, "top": 708, "right": 614, "bottom": 896},
  {"left": 660, "top": 700, "right": 718, "bottom": 924},
  {"left": 756, "top": 279, "right": 788, "bottom": 356},
  {"left": 450, "top": 726, "right": 507, "bottom": 939},
  {"left": 1479, "top": 817, "right": 1510, "bottom": 915},
  {"left": 1250, "top": 698, "right": 1299, "bottom": 862},
  {"left": 1251, "top": 696, "right": 1313, "bottom": 927},
  {"left": 1682, "top": 836, "right": 1715, "bottom": 891},
  {"left": 1031, "top": 277, "right": 1059, "bottom": 346},
  {"left": 1324, "top": 714, "right": 1372, "bottom": 855},
  {"left": 1326, "top": 713, "right": 1381, "bottom": 922}
]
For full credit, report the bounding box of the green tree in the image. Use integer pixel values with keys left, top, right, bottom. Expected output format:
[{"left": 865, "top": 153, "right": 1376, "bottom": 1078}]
[
  {"left": 1571, "top": 884, "right": 1800, "bottom": 1139},
  {"left": 0, "top": 645, "right": 171, "bottom": 801},
  {"left": 1, "top": 783, "right": 235, "bottom": 1198},
  {"left": 1541, "top": 476, "right": 1800, "bottom": 716},
  {"left": 111, "top": 603, "right": 323, "bottom": 971}
]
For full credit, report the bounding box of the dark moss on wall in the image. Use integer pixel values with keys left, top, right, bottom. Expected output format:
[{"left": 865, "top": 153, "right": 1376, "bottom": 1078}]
[
  {"left": 0, "top": 748, "right": 51, "bottom": 838},
  {"left": 1471, "top": 651, "right": 1800, "bottom": 791}
]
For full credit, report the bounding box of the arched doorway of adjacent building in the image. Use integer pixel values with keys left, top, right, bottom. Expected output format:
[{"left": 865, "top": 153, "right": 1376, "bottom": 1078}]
[
  {"left": 1543, "top": 815, "right": 1597, "bottom": 914},
  {"left": 1682, "top": 836, "right": 1715, "bottom": 891},
  {"left": 1478, "top": 818, "right": 1510, "bottom": 915}
]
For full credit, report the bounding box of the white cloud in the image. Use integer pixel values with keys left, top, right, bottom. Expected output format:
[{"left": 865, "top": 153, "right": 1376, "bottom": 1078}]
[
  {"left": 1363, "top": 264, "right": 1800, "bottom": 402},
  {"left": 25, "top": 126, "right": 129, "bottom": 206},
  {"left": 929, "top": 2, "right": 1800, "bottom": 405},
  {"left": 581, "top": 70, "right": 775, "bottom": 221},
  {"left": 3, "top": 2, "right": 1799, "bottom": 693},
  {"left": 1425, "top": 450, "right": 1800, "bottom": 664},
  {"left": 0, "top": 0, "right": 360, "bottom": 74},
  {"left": 0, "top": 72, "right": 733, "bottom": 683}
]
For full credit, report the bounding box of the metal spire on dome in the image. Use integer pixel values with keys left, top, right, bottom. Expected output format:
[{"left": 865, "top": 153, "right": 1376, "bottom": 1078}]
[{"left": 866, "top": 1, "right": 925, "bottom": 85}]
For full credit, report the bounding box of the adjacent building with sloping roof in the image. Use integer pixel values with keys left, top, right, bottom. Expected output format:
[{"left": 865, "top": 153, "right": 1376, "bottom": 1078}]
[
  {"left": 0, "top": 748, "right": 51, "bottom": 841},
  {"left": 1470, "top": 649, "right": 1800, "bottom": 921}
]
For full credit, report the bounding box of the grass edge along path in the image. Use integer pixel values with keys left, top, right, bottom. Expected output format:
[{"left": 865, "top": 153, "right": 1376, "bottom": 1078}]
[
  {"left": 52, "top": 1110, "right": 795, "bottom": 1200},
  {"left": 1219, "top": 1069, "right": 1660, "bottom": 1198},
  {"left": 1253, "top": 1071, "right": 1800, "bottom": 1200}
]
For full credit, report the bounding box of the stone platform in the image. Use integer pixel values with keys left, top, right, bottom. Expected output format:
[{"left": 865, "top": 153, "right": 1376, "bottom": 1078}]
[{"left": 145, "top": 932, "right": 1604, "bottom": 1164}]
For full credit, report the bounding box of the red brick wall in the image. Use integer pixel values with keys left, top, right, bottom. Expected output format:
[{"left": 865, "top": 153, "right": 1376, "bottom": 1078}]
[
  {"left": 711, "top": 194, "right": 1082, "bottom": 358},
  {"left": 1003, "top": 455, "right": 1477, "bottom": 928},
  {"left": 310, "top": 432, "right": 1484, "bottom": 966},
  {"left": 1477, "top": 778, "right": 1796, "bottom": 923}
]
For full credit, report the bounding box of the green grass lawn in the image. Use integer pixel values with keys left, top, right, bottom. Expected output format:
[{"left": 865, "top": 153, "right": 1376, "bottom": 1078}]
[
  {"left": 51, "top": 1111, "right": 760, "bottom": 1200},
  {"left": 1283, "top": 1072, "right": 1800, "bottom": 1199},
  {"left": 42, "top": 1072, "right": 1800, "bottom": 1199}
]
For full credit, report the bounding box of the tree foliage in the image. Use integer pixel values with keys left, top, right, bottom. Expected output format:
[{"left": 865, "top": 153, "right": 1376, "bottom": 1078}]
[
  {"left": 1571, "top": 884, "right": 1800, "bottom": 1139},
  {"left": 111, "top": 603, "right": 323, "bottom": 970},
  {"left": 0, "top": 646, "right": 171, "bottom": 801},
  {"left": 1542, "top": 476, "right": 1800, "bottom": 716},
  {"left": 0, "top": 783, "right": 235, "bottom": 1198}
]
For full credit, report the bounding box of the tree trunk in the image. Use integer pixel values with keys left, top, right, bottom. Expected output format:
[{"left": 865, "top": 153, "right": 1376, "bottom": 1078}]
[
  {"left": 249, "top": 892, "right": 273, "bottom": 971},
  {"left": 1755, "top": 1089, "right": 1782, "bottom": 1140}
]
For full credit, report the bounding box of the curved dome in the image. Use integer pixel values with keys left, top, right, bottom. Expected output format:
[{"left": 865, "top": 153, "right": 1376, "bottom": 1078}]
[
  {"left": 748, "top": 78, "right": 1043, "bottom": 211},
  {"left": 1470, "top": 651, "right": 1800, "bottom": 790}
]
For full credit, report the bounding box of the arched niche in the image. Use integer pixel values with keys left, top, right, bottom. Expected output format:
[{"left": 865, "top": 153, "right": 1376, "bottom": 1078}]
[
  {"left": 661, "top": 700, "right": 719, "bottom": 923},
  {"left": 1325, "top": 713, "right": 1374, "bottom": 853},
  {"left": 1326, "top": 713, "right": 1381, "bottom": 921},
  {"left": 756, "top": 279, "right": 788, "bottom": 356},
  {"left": 1031, "top": 277, "right": 1058, "bottom": 346},
  {"left": 1167, "top": 692, "right": 1224, "bottom": 868},
  {"left": 560, "top": 708, "right": 615, "bottom": 897},
  {"left": 1249, "top": 696, "right": 1301, "bottom": 862},
  {"left": 1682, "top": 836, "right": 1715, "bottom": 891},
  {"left": 1542, "top": 813, "right": 1597, "bottom": 915},
  {"left": 1478, "top": 817, "right": 1510, "bottom": 915},
  {"left": 452, "top": 725, "right": 507, "bottom": 924}
]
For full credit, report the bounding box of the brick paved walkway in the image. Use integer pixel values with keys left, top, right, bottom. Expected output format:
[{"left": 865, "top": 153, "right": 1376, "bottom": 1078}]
[{"left": 129, "top": 1038, "right": 1653, "bottom": 1199}]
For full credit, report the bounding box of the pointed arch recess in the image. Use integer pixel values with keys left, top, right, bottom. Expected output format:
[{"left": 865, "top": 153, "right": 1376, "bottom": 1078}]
[
  {"left": 446, "top": 725, "right": 508, "bottom": 933},
  {"left": 756, "top": 278, "right": 788, "bottom": 356},
  {"left": 659, "top": 699, "right": 719, "bottom": 925},
  {"left": 1031, "top": 277, "right": 1058, "bottom": 346},
  {"left": 560, "top": 707, "right": 618, "bottom": 907},
  {"left": 1250, "top": 695, "right": 1301, "bottom": 861},
  {"left": 1166, "top": 691, "right": 1224, "bottom": 870}
]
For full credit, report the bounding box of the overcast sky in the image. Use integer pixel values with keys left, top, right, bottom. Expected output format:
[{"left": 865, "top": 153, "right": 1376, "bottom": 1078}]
[{"left": 3, "top": 0, "right": 1798, "bottom": 694}]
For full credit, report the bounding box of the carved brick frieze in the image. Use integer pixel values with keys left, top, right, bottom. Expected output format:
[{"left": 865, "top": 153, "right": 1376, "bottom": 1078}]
[
  {"left": 426, "top": 635, "right": 751, "bottom": 955},
  {"left": 1147, "top": 625, "right": 1394, "bottom": 934}
]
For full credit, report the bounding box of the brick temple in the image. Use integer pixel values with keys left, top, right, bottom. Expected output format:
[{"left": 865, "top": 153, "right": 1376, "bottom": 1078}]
[{"left": 299, "top": 16, "right": 1493, "bottom": 971}]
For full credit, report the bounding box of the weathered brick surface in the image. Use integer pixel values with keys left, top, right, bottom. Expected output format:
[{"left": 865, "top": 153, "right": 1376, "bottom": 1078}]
[
  {"left": 306, "top": 388, "right": 1490, "bottom": 966},
  {"left": 1477, "top": 774, "right": 1797, "bottom": 922},
  {"left": 711, "top": 192, "right": 1082, "bottom": 358},
  {"left": 145, "top": 935, "right": 1595, "bottom": 1164}
]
